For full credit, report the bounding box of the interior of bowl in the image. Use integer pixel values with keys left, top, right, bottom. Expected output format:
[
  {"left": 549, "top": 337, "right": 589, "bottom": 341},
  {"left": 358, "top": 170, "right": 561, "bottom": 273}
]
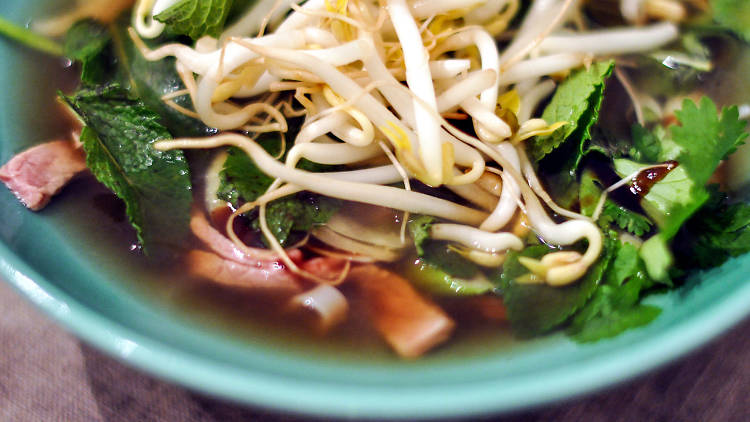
[{"left": 1, "top": 1, "right": 749, "bottom": 419}]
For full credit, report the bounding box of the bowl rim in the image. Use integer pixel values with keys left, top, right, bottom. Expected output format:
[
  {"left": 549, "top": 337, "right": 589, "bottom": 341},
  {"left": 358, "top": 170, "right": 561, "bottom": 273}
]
[
  {"left": 2, "top": 238, "right": 749, "bottom": 419},
  {"left": 1, "top": 1, "right": 750, "bottom": 418}
]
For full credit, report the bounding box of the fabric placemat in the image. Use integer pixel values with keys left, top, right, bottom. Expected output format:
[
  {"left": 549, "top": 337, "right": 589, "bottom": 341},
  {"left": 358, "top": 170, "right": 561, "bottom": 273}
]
[{"left": 1, "top": 280, "right": 748, "bottom": 422}]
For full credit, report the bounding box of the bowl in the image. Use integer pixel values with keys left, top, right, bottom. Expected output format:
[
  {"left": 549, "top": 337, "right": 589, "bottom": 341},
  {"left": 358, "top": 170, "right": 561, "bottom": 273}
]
[{"left": 1, "top": 1, "right": 750, "bottom": 419}]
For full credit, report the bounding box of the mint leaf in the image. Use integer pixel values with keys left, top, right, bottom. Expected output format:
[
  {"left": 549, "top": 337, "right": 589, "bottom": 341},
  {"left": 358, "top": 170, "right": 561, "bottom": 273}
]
[
  {"left": 616, "top": 98, "right": 748, "bottom": 241},
  {"left": 217, "top": 127, "right": 341, "bottom": 246},
  {"left": 711, "top": 0, "right": 750, "bottom": 42},
  {"left": 63, "top": 19, "right": 110, "bottom": 62},
  {"left": 253, "top": 194, "right": 340, "bottom": 246},
  {"left": 155, "top": 0, "right": 235, "bottom": 40},
  {"left": 568, "top": 242, "right": 660, "bottom": 342},
  {"left": 529, "top": 60, "right": 615, "bottom": 163},
  {"left": 498, "top": 238, "right": 616, "bottom": 337},
  {"left": 64, "top": 85, "right": 192, "bottom": 254},
  {"left": 218, "top": 145, "right": 274, "bottom": 205},
  {"left": 62, "top": 17, "right": 212, "bottom": 137},
  {"left": 109, "top": 21, "right": 214, "bottom": 137},
  {"left": 63, "top": 19, "right": 112, "bottom": 84}
]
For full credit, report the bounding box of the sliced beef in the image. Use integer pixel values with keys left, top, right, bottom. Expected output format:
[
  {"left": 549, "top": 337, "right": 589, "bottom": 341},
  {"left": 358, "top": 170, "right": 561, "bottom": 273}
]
[
  {"left": 186, "top": 250, "right": 303, "bottom": 296},
  {"left": 347, "top": 264, "right": 456, "bottom": 358},
  {"left": 190, "top": 209, "right": 303, "bottom": 264},
  {"left": 0, "top": 140, "right": 87, "bottom": 210}
]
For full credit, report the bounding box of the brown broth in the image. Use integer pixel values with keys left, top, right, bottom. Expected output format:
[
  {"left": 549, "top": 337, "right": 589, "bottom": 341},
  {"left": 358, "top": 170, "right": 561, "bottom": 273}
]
[{"left": 22, "top": 9, "right": 749, "bottom": 360}]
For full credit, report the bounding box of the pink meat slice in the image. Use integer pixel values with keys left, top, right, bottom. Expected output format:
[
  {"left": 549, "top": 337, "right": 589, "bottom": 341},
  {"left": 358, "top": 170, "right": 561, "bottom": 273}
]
[
  {"left": 190, "top": 209, "right": 303, "bottom": 264},
  {"left": 347, "top": 264, "right": 456, "bottom": 358},
  {"left": 300, "top": 256, "right": 348, "bottom": 280},
  {"left": 0, "top": 140, "right": 87, "bottom": 211},
  {"left": 187, "top": 250, "right": 303, "bottom": 295}
]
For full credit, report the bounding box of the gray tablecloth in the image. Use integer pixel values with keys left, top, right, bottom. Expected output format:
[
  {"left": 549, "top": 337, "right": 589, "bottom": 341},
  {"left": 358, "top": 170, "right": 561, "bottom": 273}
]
[{"left": 1, "top": 280, "right": 748, "bottom": 422}]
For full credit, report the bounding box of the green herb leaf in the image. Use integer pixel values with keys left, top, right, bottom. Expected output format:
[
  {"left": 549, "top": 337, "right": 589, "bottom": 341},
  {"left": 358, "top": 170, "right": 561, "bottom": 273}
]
[
  {"left": 579, "top": 169, "right": 653, "bottom": 236},
  {"left": 217, "top": 127, "right": 341, "bottom": 246},
  {"left": 63, "top": 19, "right": 112, "bottom": 84},
  {"left": 62, "top": 85, "right": 192, "bottom": 254},
  {"left": 615, "top": 97, "right": 747, "bottom": 241},
  {"left": 529, "top": 60, "right": 615, "bottom": 163},
  {"left": 420, "top": 241, "right": 480, "bottom": 279},
  {"left": 671, "top": 97, "right": 748, "bottom": 183},
  {"left": 628, "top": 123, "right": 663, "bottom": 163},
  {"left": 498, "top": 238, "right": 615, "bottom": 337},
  {"left": 407, "top": 215, "right": 436, "bottom": 257},
  {"left": 674, "top": 186, "right": 750, "bottom": 269},
  {"left": 155, "top": 0, "right": 235, "bottom": 40},
  {"left": 218, "top": 145, "right": 274, "bottom": 205},
  {"left": 567, "top": 242, "right": 660, "bottom": 342},
  {"left": 63, "top": 19, "right": 110, "bottom": 61},
  {"left": 711, "top": 0, "right": 750, "bottom": 42},
  {"left": 599, "top": 202, "right": 653, "bottom": 237},
  {"left": 253, "top": 194, "right": 340, "bottom": 246},
  {"left": 109, "top": 21, "right": 214, "bottom": 137},
  {"left": 402, "top": 257, "right": 493, "bottom": 297}
]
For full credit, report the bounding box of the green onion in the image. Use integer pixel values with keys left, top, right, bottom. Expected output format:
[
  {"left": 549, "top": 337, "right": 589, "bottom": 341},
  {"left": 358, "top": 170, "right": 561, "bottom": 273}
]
[{"left": 0, "top": 15, "right": 62, "bottom": 57}]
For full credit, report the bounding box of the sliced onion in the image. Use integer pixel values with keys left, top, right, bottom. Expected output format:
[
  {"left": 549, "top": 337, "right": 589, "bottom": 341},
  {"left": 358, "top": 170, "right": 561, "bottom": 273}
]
[
  {"left": 312, "top": 226, "right": 405, "bottom": 262},
  {"left": 286, "top": 284, "right": 349, "bottom": 333},
  {"left": 324, "top": 204, "right": 406, "bottom": 250}
]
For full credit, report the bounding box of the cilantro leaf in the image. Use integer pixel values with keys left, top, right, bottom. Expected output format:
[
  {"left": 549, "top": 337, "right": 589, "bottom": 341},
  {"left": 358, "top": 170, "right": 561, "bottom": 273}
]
[
  {"left": 711, "top": 0, "right": 750, "bottom": 42},
  {"left": 599, "top": 202, "right": 653, "bottom": 237},
  {"left": 579, "top": 169, "right": 653, "bottom": 237},
  {"left": 155, "top": 0, "right": 236, "bottom": 40},
  {"left": 529, "top": 60, "right": 615, "bottom": 163},
  {"left": 671, "top": 97, "right": 748, "bottom": 183},
  {"left": 568, "top": 295, "right": 661, "bottom": 342},
  {"left": 63, "top": 85, "right": 192, "bottom": 254},
  {"left": 674, "top": 186, "right": 750, "bottom": 269},
  {"left": 615, "top": 97, "right": 747, "bottom": 241}
]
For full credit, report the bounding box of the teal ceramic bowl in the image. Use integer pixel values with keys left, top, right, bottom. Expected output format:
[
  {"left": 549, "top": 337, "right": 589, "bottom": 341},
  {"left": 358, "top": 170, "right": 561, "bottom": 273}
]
[{"left": 1, "top": 1, "right": 749, "bottom": 419}]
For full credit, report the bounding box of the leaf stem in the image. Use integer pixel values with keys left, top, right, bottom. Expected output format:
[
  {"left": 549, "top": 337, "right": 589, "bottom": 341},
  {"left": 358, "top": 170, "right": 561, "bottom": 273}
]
[{"left": 0, "top": 15, "right": 63, "bottom": 57}]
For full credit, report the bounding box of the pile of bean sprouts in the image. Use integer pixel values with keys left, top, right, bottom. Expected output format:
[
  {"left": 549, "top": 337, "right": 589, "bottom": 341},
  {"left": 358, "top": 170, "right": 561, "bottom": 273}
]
[{"left": 131, "top": 0, "right": 683, "bottom": 286}]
